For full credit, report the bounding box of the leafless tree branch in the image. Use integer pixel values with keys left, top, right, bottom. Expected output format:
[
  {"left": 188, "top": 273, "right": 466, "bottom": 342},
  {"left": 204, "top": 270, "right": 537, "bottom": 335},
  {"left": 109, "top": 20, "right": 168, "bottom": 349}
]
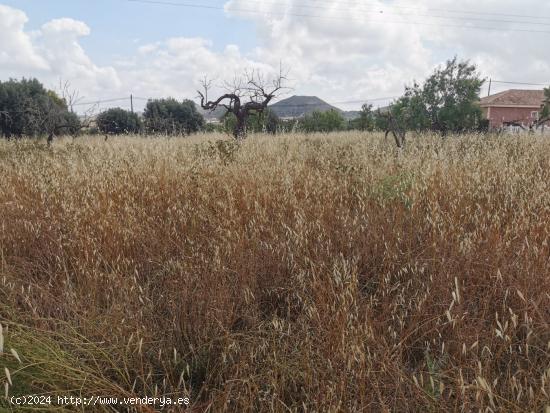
[{"left": 197, "top": 65, "right": 290, "bottom": 139}]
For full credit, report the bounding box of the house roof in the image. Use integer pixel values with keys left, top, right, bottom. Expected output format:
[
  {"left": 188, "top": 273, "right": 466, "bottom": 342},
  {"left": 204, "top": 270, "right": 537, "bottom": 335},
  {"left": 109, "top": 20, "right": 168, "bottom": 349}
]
[{"left": 480, "top": 89, "right": 544, "bottom": 107}]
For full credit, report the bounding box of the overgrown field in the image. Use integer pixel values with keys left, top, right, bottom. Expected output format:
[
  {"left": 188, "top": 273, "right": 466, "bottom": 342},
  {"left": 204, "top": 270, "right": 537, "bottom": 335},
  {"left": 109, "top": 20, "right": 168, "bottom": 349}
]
[{"left": 0, "top": 132, "right": 549, "bottom": 412}]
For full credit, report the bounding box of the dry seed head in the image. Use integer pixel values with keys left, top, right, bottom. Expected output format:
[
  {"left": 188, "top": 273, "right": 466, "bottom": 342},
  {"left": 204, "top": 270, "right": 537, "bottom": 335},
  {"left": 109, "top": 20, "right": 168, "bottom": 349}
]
[
  {"left": 516, "top": 289, "right": 526, "bottom": 302},
  {"left": 454, "top": 277, "right": 461, "bottom": 304},
  {"left": 10, "top": 348, "right": 21, "bottom": 364},
  {"left": 4, "top": 368, "right": 11, "bottom": 386}
]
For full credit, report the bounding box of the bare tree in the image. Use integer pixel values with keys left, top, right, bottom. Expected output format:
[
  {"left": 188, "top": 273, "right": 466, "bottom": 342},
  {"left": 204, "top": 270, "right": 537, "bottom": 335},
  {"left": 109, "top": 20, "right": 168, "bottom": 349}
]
[
  {"left": 198, "top": 67, "right": 289, "bottom": 140},
  {"left": 59, "top": 79, "right": 84, "bottom": 113},
  {"left": 39, "top": 81, "right": 97, "bottom": 145}
]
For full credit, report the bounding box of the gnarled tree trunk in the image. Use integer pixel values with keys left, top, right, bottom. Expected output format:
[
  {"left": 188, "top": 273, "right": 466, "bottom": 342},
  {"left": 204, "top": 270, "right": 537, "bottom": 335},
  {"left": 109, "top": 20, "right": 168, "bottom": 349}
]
[{"left": 197, "top": 68, "right": 287, "bottom": 140}]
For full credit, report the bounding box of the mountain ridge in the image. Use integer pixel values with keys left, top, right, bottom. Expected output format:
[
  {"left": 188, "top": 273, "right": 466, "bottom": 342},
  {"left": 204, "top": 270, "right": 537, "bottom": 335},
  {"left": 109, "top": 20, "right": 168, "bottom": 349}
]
[
  {"left": 197, "top": 95, "right": 361, "bottom": 121},
  {"left": 269, "top": 95, "right": 341, "bottom": 118}
]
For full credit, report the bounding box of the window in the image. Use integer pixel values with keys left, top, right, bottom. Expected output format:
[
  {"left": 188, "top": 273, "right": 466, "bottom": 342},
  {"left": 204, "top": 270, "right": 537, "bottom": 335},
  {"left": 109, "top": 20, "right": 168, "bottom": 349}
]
[{"left": 531, "top": 111, "right": 539, "bottom": 120}]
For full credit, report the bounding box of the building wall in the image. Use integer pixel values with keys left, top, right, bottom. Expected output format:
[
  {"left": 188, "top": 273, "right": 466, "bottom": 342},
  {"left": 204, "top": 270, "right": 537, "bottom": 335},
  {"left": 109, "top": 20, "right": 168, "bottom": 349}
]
[{"left": 485, "top": 106, "right": 541, "bottom": 129}]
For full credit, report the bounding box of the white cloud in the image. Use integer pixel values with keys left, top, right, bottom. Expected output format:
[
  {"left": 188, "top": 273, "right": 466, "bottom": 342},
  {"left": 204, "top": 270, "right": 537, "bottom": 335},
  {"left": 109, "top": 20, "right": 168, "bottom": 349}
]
[
  {"left": 224, "top": 0, "right": 435, "bottom": 106},
  {"left": 41, "top": 17, "right": 90, "bottom": 36},
  {"left": 36, "top": 18, "right": 120, "bottom": 93},
  {"left": 223, "top": 0, "right": 550, "bottom": 107},
  {"left": 0, "top": 5, "right": 48, "bottom": 72},
  {"left": 118, "top": 36, "right": 276, "bottom": 107},
  {"left": 1, "top": 1, "right": 549, "bottom": 113},
  {"left": 0, "top": 5, "right": 119, "bottom": 101}
]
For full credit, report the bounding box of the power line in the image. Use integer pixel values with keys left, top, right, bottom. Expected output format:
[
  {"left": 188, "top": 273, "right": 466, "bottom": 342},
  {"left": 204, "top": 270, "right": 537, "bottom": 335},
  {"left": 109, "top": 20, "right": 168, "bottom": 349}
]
[
  {"left": 71, "top": 96, "right": 151, "bottom": 106},
  {"left": 198, "top": 0, "right": 550, "bottom": 27},
  {"left": 128, "top": 0, "right": 550, "bottom": 22},
  {"left": 72, "top": 97, "right": 132, "bottom": 106},
  {"left": 67, "top": 81, "right": 548, "bottom": 111},
  {"left": 127, "top": 0, "right": 550, "bottom": 35},
  {"left": 491, "top": 80, "right": 549, "bottom": 86},
  {"left": 67, "top": 94, "right": 399, "bottom": 110},
  {"left": 290, "top": 0, "right": 550, "bottom": 21},
  {"left": 331, "top": 96, "right": 399, "bottom": 105}
]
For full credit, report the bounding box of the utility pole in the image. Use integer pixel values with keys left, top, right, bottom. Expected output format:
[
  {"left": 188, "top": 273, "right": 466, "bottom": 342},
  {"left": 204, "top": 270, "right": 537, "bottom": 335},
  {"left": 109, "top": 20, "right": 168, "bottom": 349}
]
[
  {"left": 130, "top": 94, "right": 134, "bottom": 113},
  {"left": 487, "top": 78, "right": 492, "bottom": 97}
]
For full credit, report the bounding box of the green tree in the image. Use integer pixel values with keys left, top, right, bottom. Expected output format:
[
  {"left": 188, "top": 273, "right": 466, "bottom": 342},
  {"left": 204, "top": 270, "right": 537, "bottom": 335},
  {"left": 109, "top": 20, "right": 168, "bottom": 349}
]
[
  {"left": 373, "top": 108, "right": 391, "bottom": 131},
  {"left": 96, "top": 108, "right": 141, "bottom": 135},
  {"left": 391, "top": 86, "right": 431, "bottom": 132},
  {"left": 390, "top": 57, "right": 485, "bottom": 134},
  {"left": 0, "top": 78, "right": 80, "bottom": 139},
  {"left": 143, "top": 98, "right": 204, "bottom": 135},
  {"left": 349, "top": 104, "right": 376, "bottom": 131},
  {"left": 300, "top": 110, "right": 346, "bottom": 133}
]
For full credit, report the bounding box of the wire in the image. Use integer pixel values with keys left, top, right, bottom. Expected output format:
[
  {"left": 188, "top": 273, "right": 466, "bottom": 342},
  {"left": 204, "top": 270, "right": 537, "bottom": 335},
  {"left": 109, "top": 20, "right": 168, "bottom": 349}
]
[
  {"left": 324, "top": 96, "right": 399, "bottom": 105},
  {"left": 66, "top": 82, "right": 548, "bottom": 110},
  {"left": 128, "top": 0, "right": 550, "bottom": 22},
  {"left": 491, "top": 80, "right": 549, "bottom": 86},
  {"left": 191, "top": 0, "right": 550, "bottom": 27},
  {"left": 72, "top": 97, "right": 132, "bottom": 106},
  {"left": 289, "top": 0, "right": 550, "bottom": 21},
  {"left": 71, "top": 95, "right": 399, "bottom": 108},
  {"left": 127, "top": 0, "right": 550, "bottom": 35}
]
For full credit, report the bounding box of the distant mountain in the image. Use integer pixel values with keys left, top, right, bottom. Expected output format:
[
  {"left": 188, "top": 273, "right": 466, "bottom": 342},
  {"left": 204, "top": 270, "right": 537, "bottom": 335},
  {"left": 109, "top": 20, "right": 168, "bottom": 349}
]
[
  {"left": 196, "top": 95, "right": 363, "bottom": 121},
  {"left": 269, "top": 95, "right": 342, "bottom": 119}
]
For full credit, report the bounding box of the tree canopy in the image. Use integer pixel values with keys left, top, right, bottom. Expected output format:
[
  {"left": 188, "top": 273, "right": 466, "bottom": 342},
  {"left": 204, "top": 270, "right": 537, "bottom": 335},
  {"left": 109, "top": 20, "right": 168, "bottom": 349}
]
[
  {"left": 349, "top": 104, "right": 376, "bottom": 131},
  {"left": 389, "top": 57, "right": 485, "bottom": 134},
  {"left": 143, "top": 98, "right": 204, "bottom": 135},
  {"left": 0, "top": 78, "right": 80, "bottom": 139},
  {"left": 96, "top": 108, "right": 141, "bottom": 135}
]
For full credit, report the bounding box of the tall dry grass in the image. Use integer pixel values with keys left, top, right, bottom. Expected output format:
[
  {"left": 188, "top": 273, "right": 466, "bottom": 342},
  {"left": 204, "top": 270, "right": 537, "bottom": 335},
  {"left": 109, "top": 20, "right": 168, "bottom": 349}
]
[{"left": 0, "top": 132, "right": 549, "bottom": 412}]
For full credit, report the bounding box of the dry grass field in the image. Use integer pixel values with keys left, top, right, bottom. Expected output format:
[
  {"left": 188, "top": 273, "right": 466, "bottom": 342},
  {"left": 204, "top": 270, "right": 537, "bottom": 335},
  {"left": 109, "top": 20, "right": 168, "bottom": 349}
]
[{"left": 0, "top": 132, "right": 549, "bottom": 412}]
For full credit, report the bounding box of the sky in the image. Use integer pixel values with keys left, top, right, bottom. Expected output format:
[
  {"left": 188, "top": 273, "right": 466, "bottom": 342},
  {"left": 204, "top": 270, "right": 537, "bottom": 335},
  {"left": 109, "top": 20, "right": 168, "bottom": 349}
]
[{"left": 1, "top": 0, "right": 550, "bottom": 113}]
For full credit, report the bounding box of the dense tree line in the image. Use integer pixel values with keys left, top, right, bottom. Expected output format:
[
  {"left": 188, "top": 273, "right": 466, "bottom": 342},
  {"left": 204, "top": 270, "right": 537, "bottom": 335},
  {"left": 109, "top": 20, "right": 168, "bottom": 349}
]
[
  {"left": 97, "top": 99, "right": 204, "bottom": 135},
  {"left": 0, "top": 79, "right": 207, "bottom": 139}
]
